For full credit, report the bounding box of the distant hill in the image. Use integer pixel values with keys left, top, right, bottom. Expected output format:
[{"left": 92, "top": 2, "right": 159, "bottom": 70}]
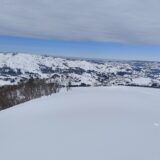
[{"left": 0, "top": 52, "right": 160, "bottom": 88}]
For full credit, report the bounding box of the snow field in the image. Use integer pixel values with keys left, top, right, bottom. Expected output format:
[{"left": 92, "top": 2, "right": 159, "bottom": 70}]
[{"left": 0, "top": 86, "right": 160, "bottom": 160}]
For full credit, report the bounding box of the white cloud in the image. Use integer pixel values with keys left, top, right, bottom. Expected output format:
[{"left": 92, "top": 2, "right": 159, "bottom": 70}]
[{"left": 0, "top": 0, "right": 160, "bottom": 44}]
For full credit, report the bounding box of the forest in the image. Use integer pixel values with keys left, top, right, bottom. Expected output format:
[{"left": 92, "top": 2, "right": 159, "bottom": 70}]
[{"left": 0, "top": 78, "right": 60, "bottom": 110}]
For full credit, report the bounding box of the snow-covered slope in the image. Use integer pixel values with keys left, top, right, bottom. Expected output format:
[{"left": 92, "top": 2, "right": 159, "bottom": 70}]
[
  {"left": 0, "top": 52, "right": 160, "bottom": 87},
  {"left": 0, "top": 86, "right": 160, "bottom": 160}
]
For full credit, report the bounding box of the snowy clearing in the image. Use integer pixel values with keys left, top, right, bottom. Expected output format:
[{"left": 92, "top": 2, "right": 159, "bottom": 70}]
[
  {"left": 132, "top": 77, "right": 152, "bottom": 86},
  {"left": 0, "top": 86, "right": 160, "bottom": 160}
]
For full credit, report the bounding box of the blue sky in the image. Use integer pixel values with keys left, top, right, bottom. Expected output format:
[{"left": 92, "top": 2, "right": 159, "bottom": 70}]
[
  {"left": 1, "top": 0, "right": 160, "bottom": 61},
  {"left": 0, "top": 36, "right": 160, "bottom": 61}
]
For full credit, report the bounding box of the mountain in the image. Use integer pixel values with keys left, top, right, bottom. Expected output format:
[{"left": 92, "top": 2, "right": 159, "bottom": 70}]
[{"left": 0, "top": 52, "right": 160, "bottom": 88}]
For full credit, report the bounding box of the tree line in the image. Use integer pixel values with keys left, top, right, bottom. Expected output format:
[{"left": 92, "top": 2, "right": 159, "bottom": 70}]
[{"left": 0, "top": 78, "right": 61, "bottom": 110}]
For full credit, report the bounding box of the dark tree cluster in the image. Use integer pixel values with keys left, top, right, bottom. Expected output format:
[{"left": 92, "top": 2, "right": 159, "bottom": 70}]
[{"left": 0, "top": 78, "right": 60, "bottom": 110}]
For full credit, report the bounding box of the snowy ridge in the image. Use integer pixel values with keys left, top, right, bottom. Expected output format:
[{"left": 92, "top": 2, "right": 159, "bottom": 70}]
[{"left": 0, "top": 52, "right": 160, "bottom": 87}]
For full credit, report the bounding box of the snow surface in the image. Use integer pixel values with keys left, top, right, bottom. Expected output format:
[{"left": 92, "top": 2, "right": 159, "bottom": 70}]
[
  {"left": 132, "top": 77, "right": 152, "bottom": 86},
  {"left": 0, "top": 86, "right": 160, "bottom": 160},
  {"left": 0, "top": 79, "right": 15, "bottom": 86}
]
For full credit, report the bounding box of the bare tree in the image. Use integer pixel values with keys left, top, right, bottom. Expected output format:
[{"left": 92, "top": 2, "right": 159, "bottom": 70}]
[{"left": 66, "top": 78, "right": 72, "bottom": 91}]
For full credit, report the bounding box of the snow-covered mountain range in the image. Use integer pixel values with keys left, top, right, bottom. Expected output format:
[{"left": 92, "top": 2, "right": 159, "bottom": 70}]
[{"left": 0, "top": 52, "right": 160, "bottom": 88}]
